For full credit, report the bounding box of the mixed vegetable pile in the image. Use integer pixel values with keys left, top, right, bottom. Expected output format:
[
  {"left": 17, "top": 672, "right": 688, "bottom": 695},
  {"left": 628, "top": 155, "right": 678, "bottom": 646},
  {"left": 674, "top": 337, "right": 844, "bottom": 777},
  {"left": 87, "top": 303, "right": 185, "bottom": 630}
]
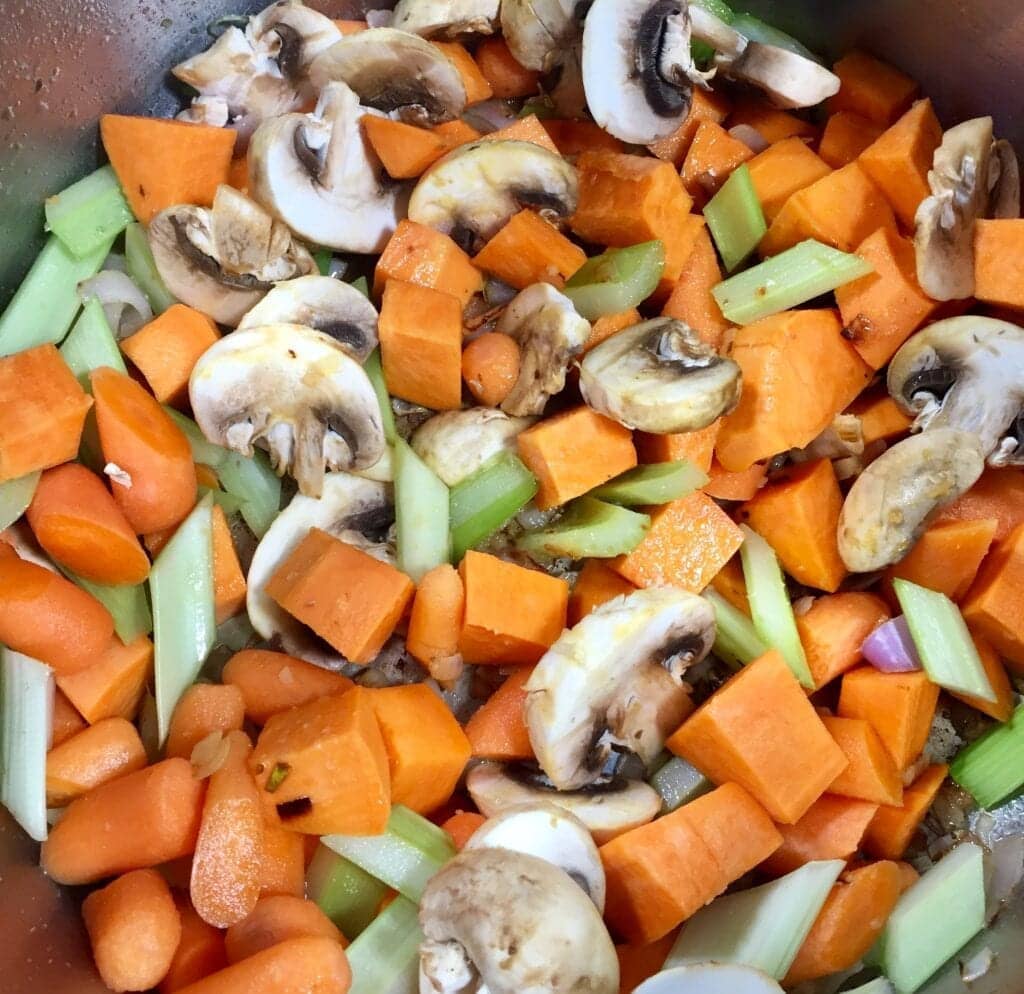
[{"left": 3, "top": 0, "right": 1024, "bottom": 992}]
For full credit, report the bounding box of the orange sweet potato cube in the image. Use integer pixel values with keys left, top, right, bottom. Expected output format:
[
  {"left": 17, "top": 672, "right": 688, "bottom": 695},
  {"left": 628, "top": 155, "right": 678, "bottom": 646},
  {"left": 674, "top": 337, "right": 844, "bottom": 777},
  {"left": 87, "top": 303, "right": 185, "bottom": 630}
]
[
  {"left": 746, "top": 137, "right": 832, "bottom": 223},
  {"left": 472, "top": 210, "right": 586, "bottom": 290},
  {"left": 584, "top": 308, "right": 642, "bottom": 355},
  {"left": 660, "top": 227, "right": 731, "bottom": 350},
  {"left": 962, "top": 523, "right": 1024, "bottom": 670},
  {"left": 373, "top": 220, "right": 483, "bottom": 305},
  {"left": 459, "top": 550, "right": 569, "bottom": 665},
  {"left": 819, "top": 112, "right": 885, "bottom": 169},
  {"left": 481, "top": 115, "right": 560, "bottom": 154},
  {"left": 635, "top": 421, "right": 720, "bottom": 474},
  {"left": 569, "top": 559, "right": 637, "bottom": 625},
  {"left": 648, "top": 88, "right": 732, "bottom": 166},
  {"left": 829, "top": 52, "right": 919, "bottom": 126},
  {"left": 265, "top": 528, "right": 414, "bottom": 665},
  {"left": 974, "top": 219, "right": 1024, "bottom": 311},
  {"left": 56, "top": 635, "right": 153, "bottom": 724},
  {"left": 727, "top": 98, "right": 818, "bottom": 144},
  {"left": 516, "top": 406, "right": 637, "bottom": 510},
  {"left": 681, "top": 120, "right": 754, "bottom": 200}
]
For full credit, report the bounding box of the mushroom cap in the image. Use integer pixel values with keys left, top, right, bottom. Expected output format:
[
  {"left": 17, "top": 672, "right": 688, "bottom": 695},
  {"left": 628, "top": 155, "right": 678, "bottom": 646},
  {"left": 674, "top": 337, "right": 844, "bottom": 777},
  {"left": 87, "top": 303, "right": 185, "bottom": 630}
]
[
  {"left": 634, "top": 964, "right": 785, "bottom": 994},
  {"left": 466, "top": 762, "right": 662, "bottom": 844},
  {"left": 497, "top": 283, "right": 592, "bottom": 417},
  {"left": 148, "top": 190, "right": 316, "bottom": 327},
  {"left": 408, "top": 139, "right": 579, "bottom": 253},
  {"left": 501, "top": 0, "right": 580, "bottom": 72},
  {"left": 248, "top": 81, "right": 404, "bottom": 254},
  {"left": 246, "top": 472, "right": 393, "bottom": 656},
  {"left": 238, "top": 274, "right": 380, "bottom": 362},
  {"left": 888, "top": 316, "right": 1024, "bottom": 464},
  {"left": 838, "top": 428, "right": 986, "bottom": 573},
  {"left": 525, "top": 587, "right": 715, "bottom": 790},
  {"left": 582, "top": 0, "right": 702, "bottom": 145},
  {"left": 310, "top": 27, "right": 466, "bottom": 125},
  {"left": 721, "top": 41, "right": 840, "bottom": 109},
  {"left": 419, "top": 848, "right": 619, "bottom": 994},
  {"left": 391, "top": 0, "right": 500, "bottom": 39},
  {"left": 579, "top": 317, "right": 742, "bottom": 433},
  {"left": 411, "top": 408, "right": 535, "bottom": 487},
  {"left": 465, "top": 802, "right": 606, "bottom": 911},
  {"left": 189, "top": 323, "right": 386, "bottom": 498}
]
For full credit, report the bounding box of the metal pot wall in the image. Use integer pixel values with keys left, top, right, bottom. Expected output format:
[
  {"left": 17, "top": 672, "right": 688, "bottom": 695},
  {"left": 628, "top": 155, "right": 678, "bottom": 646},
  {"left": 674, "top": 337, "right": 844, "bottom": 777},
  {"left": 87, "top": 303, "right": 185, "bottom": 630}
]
[{"left": 1, "top": 2, "right": 1023, "bottom": 991}]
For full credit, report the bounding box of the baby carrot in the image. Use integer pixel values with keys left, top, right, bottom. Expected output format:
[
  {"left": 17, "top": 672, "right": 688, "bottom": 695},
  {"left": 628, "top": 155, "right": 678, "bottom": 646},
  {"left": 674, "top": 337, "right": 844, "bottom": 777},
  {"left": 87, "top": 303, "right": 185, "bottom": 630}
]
[
  {"left": 161, "top": 894, "right": 228, "bottom": 994},
  {"left": 225, "top": 896, "right": 346, "bottom": 963},
  {"left": 46, "top": 716, "right": 147, "bottom": 807},
  {"left": 406, "top": 564, "right": 465, "bottom": 682},
  {"left": 166, "top": 683, "right": 246, "bottom": 760},
  {"left": 462, "top": 333, "right": 521, "bottom": 407}
]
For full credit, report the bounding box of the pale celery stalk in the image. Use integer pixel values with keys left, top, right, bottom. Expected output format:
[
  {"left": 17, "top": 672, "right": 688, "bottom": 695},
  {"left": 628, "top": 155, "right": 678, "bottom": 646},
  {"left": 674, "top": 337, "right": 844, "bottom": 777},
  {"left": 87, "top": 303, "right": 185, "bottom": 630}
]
[
  {"left": 704, "top": 164, "right": 767, "bottom": 272},
  {"left": 517, "top": 497, "right": 650, "bottom": 559},
  {"left": 564, "top": 241, "right": 666, "bottom": 321},
  {"left": 65, "top": 571, "right": 152, "bottom": 643},
  {"left": 731, "top": 12, "right": 821, "bottom": 61},
  {"left": 0, "top": 472, "right": 41, "bottom": 532},
  {"left": 307, "top": 844, "right": 389, "bottom": 939},
  {"left": 394, "top": 439, "right": 450, "bottom": 582},
  {"left": 125, "top": 222, "right": 176, "bottom": 314},
  {"left": 590, "top": 459, "right": 708, "bottom": 506},
  {"left": 364, "top": 348, "right": 397, "bottom": 445},
  {"left": 346, "top": 895, "right": 423, "bottom": 994},
  {"left": 60, "top": 296, "right": 127, "bottom": 386},
  {"left": 704, "top": 589, "right": 767, "bottom": 669},
  {"left": 44, "top": 165, "right": 134, "bottom": 258},
  {"left": 950, "top": 704, "right": 1024, "bottom": 808},
  {"left": 650, "top": 756, "right": 712, "bottom": 812}
]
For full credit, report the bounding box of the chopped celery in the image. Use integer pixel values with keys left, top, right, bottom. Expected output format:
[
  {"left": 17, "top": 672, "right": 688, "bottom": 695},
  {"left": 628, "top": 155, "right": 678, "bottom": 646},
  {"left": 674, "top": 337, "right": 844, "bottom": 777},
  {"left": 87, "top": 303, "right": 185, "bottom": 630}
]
[
  {"left": 44, "top": 165, "right": 134, "bottom": 258},
  {"left": 151, "top": 496, "right": 215, "bottom": 744},
  {"left": 666, "top": 859, "right": 845, "bottom": 979},
  {"left": 346, "top": 895, "right": 422, "bottom": 994},
  {"left": 0, "top": 235, "right": 113, "bottom": 356},
  {"left": 704, "top": 589, "right": 767, "bottom": 669},
  {"left": 125, "top": 222, "right": 176, "bottom": 314},
  {"left": 894, "top": 579, "right": 996, "bottom": 702},
  {"left": 450, "top": 450, "right": 538, "bottom": 561},
  {"left": 350, "top": 276, "right": 371, "bottom": 299},
  {"left": 0, "top": 648, "right": 54, "bottom": 843},
  {"left": 200, "top": 485, "right": 246, "bottom": 517},
  {"left": 691, "top": 0, "right": 735, "bottom": 62},
  {"left": 364, "top": 348, "right": 398, "bottom": 445},
  {"left": 307, "top": 843, "right": 388, "bottom": 939},
  {"left": 65, "top": 572, "right": 152, "bottom": 644},
  {"left": 712, "top": 239, "right": 874, "bottom": 325},
  {"left": 314, "top": 248, "right": 333, "bottom": 276},
  {"left": 166, "top": 408, "right": 227, "bottom": 468},
  {"left": 876, "top": 842, "right": 985, "bottom": 993},
  {"left": 517, "top": 497, "right": 650, "bottom": 560},
  {"left": 740, "top": 526, "right": 812, "bottom": 686},
  {"left": 590, "top": 460, "right": 708, "bottom": 506},
  {"left": 564, "top": 241, "right": 665, "bottom": 321},
  {"left": 60, "top": 296, "right": 127, "bottom": 386},
  {"left": 950, "top": 703, "right": 1024, "bottom": 808},
  {"left": 0, "top": 472, "right": 41, "bottom": 532},
  {"left": 394, "top": 439, "right": 450, "bottom": 582},
  {"left": 705, "top": 164, "right": 768, "bottom": 273},
  {"left": 845, "top": 981, "right": 895, "bottom": 994},
  {"left": 650, "top": 756, "right": 712, "bottom": 812},
  {"left": 731, "top": 12, "right": 821, "bottom": 62}
]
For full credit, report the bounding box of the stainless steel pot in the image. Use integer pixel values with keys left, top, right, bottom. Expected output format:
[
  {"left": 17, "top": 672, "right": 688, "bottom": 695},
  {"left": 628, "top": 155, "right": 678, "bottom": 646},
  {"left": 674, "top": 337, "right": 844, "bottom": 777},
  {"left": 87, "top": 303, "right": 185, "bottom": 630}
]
[{"left": 2, "top": 2, "right": 1023, "bottom": 991}]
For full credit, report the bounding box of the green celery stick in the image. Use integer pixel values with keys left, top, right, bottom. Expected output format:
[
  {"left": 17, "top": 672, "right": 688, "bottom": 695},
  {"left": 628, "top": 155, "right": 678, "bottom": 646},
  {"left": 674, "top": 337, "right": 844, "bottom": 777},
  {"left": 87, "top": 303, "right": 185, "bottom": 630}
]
[
  {"left": 166, "top": 409, "right": 229, "bottom": 469},
  {"left": 350, "top": 276, "right": 371, "bottom": 299},
  {"left": 200, "top": 486, "right": 246, "bottom": 517},
  {"left": 894, "top": 579, "right": 996, "bottom": 702},
  {"left": 704, "top": 164, "right": 768, "bottom": 273},
  {"left": 0, "top": 472, "right": 41, "bottom": 532},
  {"left": 217, "top": 450, "right": 281, "bottom": 540},
  {"left": 731, "top": 12, "right": 821, "bottom": 61},
  {"left": 313, "top": 248, "right": 333, "bottom": 276},
  {"left": 450, "top": 450, "right": 538, "bottom": 561},
  {"left": 740, "top": 525, "right": 813, "bottom": 687},
  {"left": 44, "top": 165, "right": 134, "bottom": 258},
  {"left": 564, "top": 241, "right": 665, "bottom": 321},
  {"left": 650, "top": 756, "right": 712, "bottom": 812},
  {"left": 363, "top": 348, "right": 397, "bottom": 445},
  {"left": 691, "top": 0, "right": 736, "bottom": 62},
  {"left": 0, "top": 235, "right": 113, "bottom": 356},
  {"left": 394, "top": 439, "right": 450, "bottom": 582},
  {"left": 125, "top": 222, "right": 176, "bottom": 314},
  {"left": 65, "top": 571, "right": 152, "bottom": 644},
  {"left": 713, "top": 239, "right": 873, "bottom": 324},
  {"left": 590, "top": 459, "right": 708, "bottom": 506},
  {"left": 151, "top": 496, "right": 215, "bottom": 744},
  {"left": 307, "top": 844, "right": 388, "bottom": 939},
  {"left": 704, "top": 589, "right": 767, "bottom": 668},
  {"left": 60, "top": 296, "right": 127, "bottom": 386},
  {"left": 517, "top": 496, "right": 650, "bottom": 560},
  {"left": 951, "top": 704, "right": 1024, "bottom": 808},
  {"left": 346, "top": 895, "right": 422, "bottom": 994}
]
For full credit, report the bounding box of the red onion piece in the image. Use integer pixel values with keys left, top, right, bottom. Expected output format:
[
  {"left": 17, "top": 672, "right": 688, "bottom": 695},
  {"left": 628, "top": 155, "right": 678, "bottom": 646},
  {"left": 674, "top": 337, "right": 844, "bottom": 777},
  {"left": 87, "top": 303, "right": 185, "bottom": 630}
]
[{"left": 862, "top": 616, "right": 922, "bottom": 673}]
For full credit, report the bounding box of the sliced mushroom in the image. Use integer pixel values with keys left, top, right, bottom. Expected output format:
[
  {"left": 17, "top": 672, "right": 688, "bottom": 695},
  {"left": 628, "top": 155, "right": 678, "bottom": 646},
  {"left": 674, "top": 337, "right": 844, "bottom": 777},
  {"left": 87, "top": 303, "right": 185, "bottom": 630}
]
[
  {"left": 915, "top": 118, "right": 1021, "bottom": 300},
  {"left": 248, "top": 81, "right": 404, "bottom": 254},
  {"left": 391, "top": 0, "right": 500, "bottom": 38},
  {"left": 246, "top": 472, "right": 393, "bottom": 658},
  {"left": 148, "top": 186, "right": 316, "bottom": 326},
  {"left": 189, "top": 323, "right": 385, "bottom": 497},
  {"left": 310, "top": 28, "right": 466, "bottom": 125},
  {"left": 419, "top": 848, "right": 618, "bottom": 994},
  {"left": 837, "top": 428, "right": 986, "bottom": 572},
  {"left": 526, "top": 588, "right": 714, "bottom": 791},
  {"left": 408, "top": 140, "right": 579, "bottom": 253},
  {"left": 496, "top": 284, "right": 591, "bottom": 417},
  {"left": 173, "top": 1, "right": 342, "bottom": 138},
  {"left": 465, "top": 802, "right": 606, "bottom": 911},
  {"left": 411, "top": 408, "right": 535, "bottom": 486},
  {"left": 238, "top": 275, "right": 379, "bottom": 362},
  {"left": 502, "top": 0, "right": 580, "bottom": 73},
  {"left": 579, "top": 317, "right": 742, "bottom": 433},
  {"left": 888, "top": 316, "right": 1024, "bottom": 465},
  {"left": 466, "top": 762, "right": 662, "bottom": 845}
]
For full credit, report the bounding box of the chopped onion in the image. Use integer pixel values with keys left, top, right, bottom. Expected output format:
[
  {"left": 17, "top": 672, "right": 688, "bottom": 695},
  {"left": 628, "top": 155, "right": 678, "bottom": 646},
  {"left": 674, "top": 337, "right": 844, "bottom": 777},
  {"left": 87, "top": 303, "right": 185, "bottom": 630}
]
[
  {"left": 729, "top": 124, "right": 771, "bottom": 153},
  {"left": 960, "top": 946, "right": 994, "bottom": 983},
  {"left": 365, "top": 9, "right": 392, "bottom": 27},
  {"left": 78, "top": 269, "right": 153, "bottom": 339},
  {"left": 861, "top": 616, "right": 922, "bottom": 673}
]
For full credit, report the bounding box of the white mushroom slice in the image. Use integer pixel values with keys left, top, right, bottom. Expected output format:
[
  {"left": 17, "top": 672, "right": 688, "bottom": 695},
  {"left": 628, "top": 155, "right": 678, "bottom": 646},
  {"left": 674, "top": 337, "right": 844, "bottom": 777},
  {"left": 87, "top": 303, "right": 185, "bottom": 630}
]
[
  {"left": 419, "top": 848, "right": 619, "bottom": 994},
  {"left": 246, "top": 472, "right": 392, "bottom": 656},
  {"left": 633, "top": 964, "right": 785, "bottom": 994},
  {"left": 411, "top": 408, "right": 534, "bottom": 487},
  {"left": 466, "top": 762, "right": 661, "bottom": 844},
  {"left": 310, "top": 28, "right": 466, "bottom": 125},
  {"left": 497, "top": 284, "right": 591, "bottom": 418},
  {"left": 838, "top": 428, "right": 986, "bottom": 572},
  {"left": 502, "top": 0, "right": 580, "bottom": 73},
  {"left": 579, "top": 317, "right": 742, "bottom": 433},
  {"left": 526, "top": 588, "right": 714, "bottom": 791},
  {"left": 990, "top": 139, "right": 1021, "bottom": 219},
  {"left": 148, "top": 189, "right": 316, "bottom": 326},
  {"left": 465, "top": 802, "right": 606, "bottom": 911},
  {"left": 238, "top": 275, "right": 379, "bottom": 362},
  {"left": 173, "top": 1, "right": 342, "bottom": 139},
  {"left": 190, "top": 323, "right": 386, "bottom": 497},
  {"left": 408, "top": 140, "right": 579, "bottom": 253},
  {"left": 888, "top": 316, "right": 1024, "bottom": 465},
  {"left": 391, "top": 0, "right": 500, "bottom": 38}
]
